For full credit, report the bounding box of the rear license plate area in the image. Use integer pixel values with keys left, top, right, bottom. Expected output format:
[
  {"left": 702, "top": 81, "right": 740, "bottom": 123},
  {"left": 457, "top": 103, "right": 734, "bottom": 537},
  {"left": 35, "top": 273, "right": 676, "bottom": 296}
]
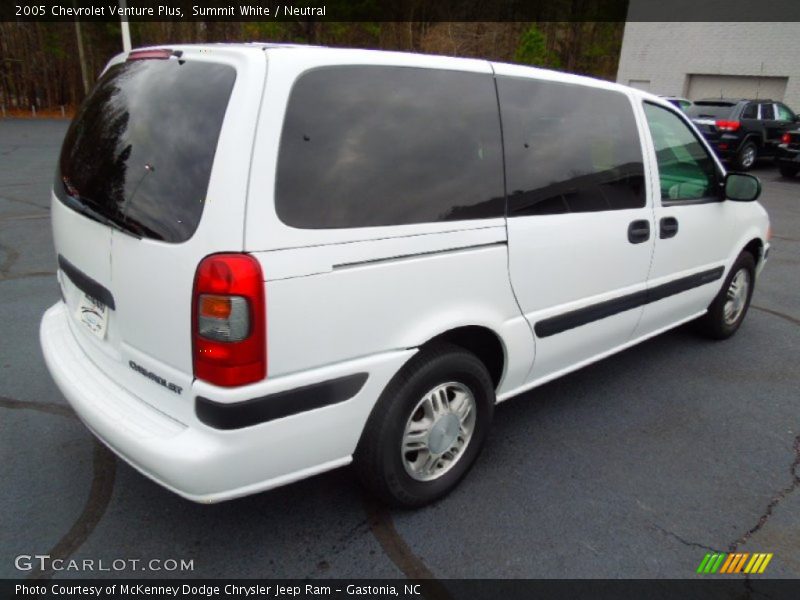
[{"left": 75, "top": 292, "right": 108, "bottom": 339}]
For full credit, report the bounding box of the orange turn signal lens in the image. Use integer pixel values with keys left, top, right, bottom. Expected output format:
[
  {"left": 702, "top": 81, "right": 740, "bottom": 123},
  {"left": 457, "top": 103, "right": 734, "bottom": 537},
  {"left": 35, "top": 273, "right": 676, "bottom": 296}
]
[{"left": 199, "top": 294, "right": 232, "bottom": 319}]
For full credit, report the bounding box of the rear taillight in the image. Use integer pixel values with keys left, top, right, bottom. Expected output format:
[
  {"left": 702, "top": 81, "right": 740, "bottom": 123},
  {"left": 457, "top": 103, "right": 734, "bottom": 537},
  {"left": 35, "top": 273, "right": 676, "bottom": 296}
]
[
  {"left": 782, "top": 132, "right": 792, "bottom": 144},
  {"left": 192, "top": 254, "right": 266, "bottom": 387},
  {"left": 715, "top": 120, "right": 741, "bottom": 132}
]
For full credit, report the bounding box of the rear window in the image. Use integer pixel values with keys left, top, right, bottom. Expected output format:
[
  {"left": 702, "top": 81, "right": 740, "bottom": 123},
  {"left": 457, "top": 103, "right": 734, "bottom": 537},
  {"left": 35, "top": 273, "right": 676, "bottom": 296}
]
[
  {"left": 760, "top": 104, "right": 776, "bottom": 120},
  {"left": 55, "top": 58, "right": 236, "bottom": 243},
  {"left": 687, "top": 102, "right": 736, "bottom": 120},
  {"left": 275, "top": 66, "right": 504, "bottom": 229}
]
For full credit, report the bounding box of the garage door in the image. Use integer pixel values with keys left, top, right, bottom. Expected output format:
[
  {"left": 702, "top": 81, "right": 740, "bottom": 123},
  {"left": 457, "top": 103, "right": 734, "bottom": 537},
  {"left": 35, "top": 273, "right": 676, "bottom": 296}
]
[{"left": 686, "top": 74, "right": 788, "bottom": 101}]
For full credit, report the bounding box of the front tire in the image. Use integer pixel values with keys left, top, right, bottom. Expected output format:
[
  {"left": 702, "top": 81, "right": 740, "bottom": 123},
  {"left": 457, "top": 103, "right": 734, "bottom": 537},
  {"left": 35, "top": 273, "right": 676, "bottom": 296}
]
[
  {"left": 355, "top": 343, "right": 494, "bottom": 507},
  {"left": 697, "top": 252, "right": 756, "bottom": 340}
]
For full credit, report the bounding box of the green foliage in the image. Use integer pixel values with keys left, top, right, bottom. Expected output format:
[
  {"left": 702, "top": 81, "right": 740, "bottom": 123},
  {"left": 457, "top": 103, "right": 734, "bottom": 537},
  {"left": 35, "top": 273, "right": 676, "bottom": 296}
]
[
  {"left": 242, "top": 22, "right": 295, "bottom": 42},
  {"left": 42, "top": 26, "right": 66, "bottom": 59},
  {"left": 514, "top": 24, "right": 560, "bottom": 68},
  {"left": 2, "top": 20, "right": 625, "bottom": 111}
]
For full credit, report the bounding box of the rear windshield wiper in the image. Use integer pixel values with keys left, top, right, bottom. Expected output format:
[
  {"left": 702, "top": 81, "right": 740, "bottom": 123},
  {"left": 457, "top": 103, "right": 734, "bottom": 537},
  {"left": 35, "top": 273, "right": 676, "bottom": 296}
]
[
  {"left": 115, "top": 212, "right": 164, "bottom": 241},
  {"left": 59, "top": 185, "right": 142, "bottom": 240}
]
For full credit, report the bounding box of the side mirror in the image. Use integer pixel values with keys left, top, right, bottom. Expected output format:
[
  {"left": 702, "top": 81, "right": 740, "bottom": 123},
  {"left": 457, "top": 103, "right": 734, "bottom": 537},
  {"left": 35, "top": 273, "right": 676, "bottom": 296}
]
[{"left": 725, "top": 172, "right": 761, "bottom": 202}]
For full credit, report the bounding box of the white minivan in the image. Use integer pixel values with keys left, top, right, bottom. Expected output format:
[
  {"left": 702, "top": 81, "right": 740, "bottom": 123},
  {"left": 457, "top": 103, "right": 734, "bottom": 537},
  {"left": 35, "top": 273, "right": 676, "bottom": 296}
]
[{"left": 41, "top": 44, "right": 769, "bottom": 507}]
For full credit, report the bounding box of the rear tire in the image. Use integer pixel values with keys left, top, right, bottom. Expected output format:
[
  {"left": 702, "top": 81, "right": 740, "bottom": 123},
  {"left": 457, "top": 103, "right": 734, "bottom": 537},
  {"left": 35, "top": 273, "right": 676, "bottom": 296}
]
[
  {"left": 355, "top": 343, "right": 494, "bottom": 507},
  {"left": 778, "top": 163, "right": 799, "bottom": 178},
  {"left": 697, "top": 252, "right": 756, "bottom": 340},
  {"left": 735, "top": 141, "right": 758, "bottom": 171}
]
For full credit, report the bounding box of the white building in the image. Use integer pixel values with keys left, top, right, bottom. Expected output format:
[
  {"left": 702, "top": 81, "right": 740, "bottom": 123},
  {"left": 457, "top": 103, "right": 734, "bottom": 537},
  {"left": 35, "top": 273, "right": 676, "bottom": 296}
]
[{"left": 616, "top": 22, "right": 800, "bottom": 110}]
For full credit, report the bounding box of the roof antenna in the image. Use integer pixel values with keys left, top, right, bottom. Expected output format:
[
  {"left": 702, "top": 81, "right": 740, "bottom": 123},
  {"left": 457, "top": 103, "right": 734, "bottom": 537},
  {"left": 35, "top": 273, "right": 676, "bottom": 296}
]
[{"left": 755, "top": 62, "right": 764, "bottom": 99}]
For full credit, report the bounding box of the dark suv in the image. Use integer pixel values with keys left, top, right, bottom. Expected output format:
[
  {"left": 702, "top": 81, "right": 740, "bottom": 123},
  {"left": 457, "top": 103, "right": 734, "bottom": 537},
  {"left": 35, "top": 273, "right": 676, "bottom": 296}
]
[{"left": 686, "top": 99, "right": 799, "bottom": 170}]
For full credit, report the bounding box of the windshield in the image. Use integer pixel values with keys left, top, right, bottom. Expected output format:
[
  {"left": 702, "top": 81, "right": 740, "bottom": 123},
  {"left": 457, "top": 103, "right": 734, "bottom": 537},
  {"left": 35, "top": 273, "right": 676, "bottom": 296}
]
[{"left": 54, "top": 58, "right": 236, "bottom": 243}]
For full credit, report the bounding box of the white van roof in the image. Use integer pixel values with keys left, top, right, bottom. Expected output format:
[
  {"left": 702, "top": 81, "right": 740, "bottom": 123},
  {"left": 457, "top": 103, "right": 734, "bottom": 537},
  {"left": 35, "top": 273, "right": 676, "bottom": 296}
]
[{"left": 128, "top": 42, "right": 660, "bottom": 102}]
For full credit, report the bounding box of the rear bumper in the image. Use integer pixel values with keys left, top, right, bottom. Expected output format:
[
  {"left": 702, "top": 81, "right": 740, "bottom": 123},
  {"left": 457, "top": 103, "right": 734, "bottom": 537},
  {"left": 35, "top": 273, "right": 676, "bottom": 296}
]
[
  {"left": 777, "top": 145, "right": 800, "bottom": 164},
  {"left": 705, "top": 135, "right": 742, "bottom": 159},
  {"left": 40, "top": 303, "right": 413, "bottom": 502}
]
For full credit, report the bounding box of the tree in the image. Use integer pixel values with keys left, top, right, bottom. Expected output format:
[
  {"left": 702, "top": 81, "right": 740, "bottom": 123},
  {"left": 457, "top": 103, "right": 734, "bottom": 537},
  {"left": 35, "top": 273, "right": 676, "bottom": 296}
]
[
  {"left": 0, "top": 21, "right": 624, "bottom": 113},
  {"left": 514, "top": 24, "right": 560, "bottom": 68}
]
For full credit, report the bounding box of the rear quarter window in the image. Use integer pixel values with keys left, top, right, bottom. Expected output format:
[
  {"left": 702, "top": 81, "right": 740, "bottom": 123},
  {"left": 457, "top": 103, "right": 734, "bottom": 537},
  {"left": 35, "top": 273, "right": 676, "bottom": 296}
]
[
  {"left": 741, "top": 103, "right": 758, "bottom": 119},
  {"left": 275, "top": 66, "right": 505, "bottom": 229}
]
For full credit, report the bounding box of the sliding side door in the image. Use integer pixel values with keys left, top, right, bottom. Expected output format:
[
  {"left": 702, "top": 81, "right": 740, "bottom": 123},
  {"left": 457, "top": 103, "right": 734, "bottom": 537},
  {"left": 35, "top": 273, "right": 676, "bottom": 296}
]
[{"left": 496, "top": 68, "right": 654, "bottom": 384}]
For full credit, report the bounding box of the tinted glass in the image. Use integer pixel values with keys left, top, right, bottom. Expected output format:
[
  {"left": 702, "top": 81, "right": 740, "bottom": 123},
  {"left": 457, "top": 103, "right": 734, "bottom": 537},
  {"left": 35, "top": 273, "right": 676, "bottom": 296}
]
[
  {"left": 644, "top": 103, "right": 718, "bottom": 202},
  {"left": 687, "top": 102, "right": 736, "bottom": 119},
  {"left": 741, "top": 103, "right": 758, "bottom": 119},
  {"left": 275, "top": 66, "right": 504, "bottom": 229},
  {"left": 498, "top": 77, "right": 645, "bottom": 216},
  {"left": 760, "top": 104, "right": 776, "bottom": 120},
  {"left": 55, "top": 59, "right": 236, "bottom": 243},
  {"left": 775, "top": 103, "right": 794, "bottom": 121}
]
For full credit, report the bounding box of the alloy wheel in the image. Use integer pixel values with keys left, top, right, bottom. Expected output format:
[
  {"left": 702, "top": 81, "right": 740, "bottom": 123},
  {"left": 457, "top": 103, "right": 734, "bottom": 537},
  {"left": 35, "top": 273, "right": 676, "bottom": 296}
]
[
  {"left": 401, "top": 382, "right": 477, "bottom": 482},
  {"left": 723, "top": 268, "right": 751, "bottom": 325}
]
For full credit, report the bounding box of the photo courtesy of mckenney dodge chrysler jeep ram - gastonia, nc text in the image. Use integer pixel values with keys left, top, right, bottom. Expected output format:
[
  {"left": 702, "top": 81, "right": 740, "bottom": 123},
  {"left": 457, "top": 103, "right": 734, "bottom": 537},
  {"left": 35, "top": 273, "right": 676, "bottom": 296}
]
[{"left": 40, "top": 43, "right": 770, "bottom": 508}]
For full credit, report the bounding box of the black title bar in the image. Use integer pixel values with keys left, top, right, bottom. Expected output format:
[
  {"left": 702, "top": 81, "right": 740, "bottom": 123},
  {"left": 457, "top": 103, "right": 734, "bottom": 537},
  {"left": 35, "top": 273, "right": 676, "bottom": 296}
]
[
  {"left": 6, "top": 579, "right": 800, "bottom": 600},
  {"left": 4, "top": 0, "right": 800, "bottom": 23}
]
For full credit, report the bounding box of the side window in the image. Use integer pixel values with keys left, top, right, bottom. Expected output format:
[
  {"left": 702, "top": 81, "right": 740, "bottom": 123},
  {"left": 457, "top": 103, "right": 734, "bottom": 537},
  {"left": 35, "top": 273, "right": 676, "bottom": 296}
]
[
  {"left": 643, "top": 103, "right": 719, "bottom": 202},
  {"left": 776, "top": 103, "right": 795, "bottom": 121},
  {"left": 498, "top": 77, "right": 645, "bottom": 216},
  {"left": 275, "top": 66, "right": 504, "bottom": 229},
  {"left": 759, "top": 104, "right": 775, "bottom": 120},
  {"left": 741, "top": 103, "right": 758, "bottom": 119}
]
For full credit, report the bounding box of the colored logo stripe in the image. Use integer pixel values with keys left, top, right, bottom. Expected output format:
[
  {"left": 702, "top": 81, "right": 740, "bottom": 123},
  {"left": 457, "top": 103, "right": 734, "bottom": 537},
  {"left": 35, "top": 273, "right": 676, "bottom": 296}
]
[
  {"left": 731, "top": 554, "right": 749, "bottom": 573},
  {"left": 719, "top": 554, "right": 735, "bottom": 573},
  {"left": 697, "top": 553, "right": 726, "bottom": 573},
  {"left": 698, "top": 553, "right": 773, "bottom": 574},
  {"left": 753, "top": 553, "right": 773, "bottom": 574}
]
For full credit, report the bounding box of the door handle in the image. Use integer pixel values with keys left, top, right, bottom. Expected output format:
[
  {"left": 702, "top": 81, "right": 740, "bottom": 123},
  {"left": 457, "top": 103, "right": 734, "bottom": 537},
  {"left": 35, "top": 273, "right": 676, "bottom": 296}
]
[
  {"left": 660, "top": 216, "right": 679, "bottom": 239},
  {"left": 627, "top": 220, "right": 651, "bottom": 244}
]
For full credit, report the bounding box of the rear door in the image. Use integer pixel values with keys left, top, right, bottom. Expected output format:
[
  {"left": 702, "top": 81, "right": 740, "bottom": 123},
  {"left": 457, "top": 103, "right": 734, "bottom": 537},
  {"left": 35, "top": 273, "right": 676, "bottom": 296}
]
[
  {"left": 496, "top": 67, "right": 654, "bottom": 383},
  {"left": 52, "top": 46, "right": 265, "bottom": 422},
  {"left": 739, "top": 101, "right": 759, "bottom": 138},
  {"left": 759, "top": 103, "right": 781, "bottom": 155}
]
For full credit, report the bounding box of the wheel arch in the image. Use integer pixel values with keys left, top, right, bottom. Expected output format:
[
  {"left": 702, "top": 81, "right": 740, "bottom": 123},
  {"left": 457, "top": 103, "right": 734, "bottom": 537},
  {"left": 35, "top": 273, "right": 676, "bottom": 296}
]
[
  {"left": 744, "top": 132, "right": 763, "bottom": 147},
  {"left": 419, "top": 325, "right": 507, "bottom": 391},
  {"left": 741, "top": 236, "right": 765, "bottom": 268}
]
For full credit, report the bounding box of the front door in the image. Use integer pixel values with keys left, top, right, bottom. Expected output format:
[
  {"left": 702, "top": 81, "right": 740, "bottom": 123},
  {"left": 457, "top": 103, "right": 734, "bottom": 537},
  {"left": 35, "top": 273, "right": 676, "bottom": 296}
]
[{"left": 635, "top": 102, "right": 743, "bottom": 336}]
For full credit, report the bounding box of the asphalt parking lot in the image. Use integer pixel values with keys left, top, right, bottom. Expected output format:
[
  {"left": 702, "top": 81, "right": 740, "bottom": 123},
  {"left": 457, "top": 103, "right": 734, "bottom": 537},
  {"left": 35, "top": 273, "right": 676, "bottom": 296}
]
[{"left": 1, "top": 118, "right": 798, "bottom": 581}]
